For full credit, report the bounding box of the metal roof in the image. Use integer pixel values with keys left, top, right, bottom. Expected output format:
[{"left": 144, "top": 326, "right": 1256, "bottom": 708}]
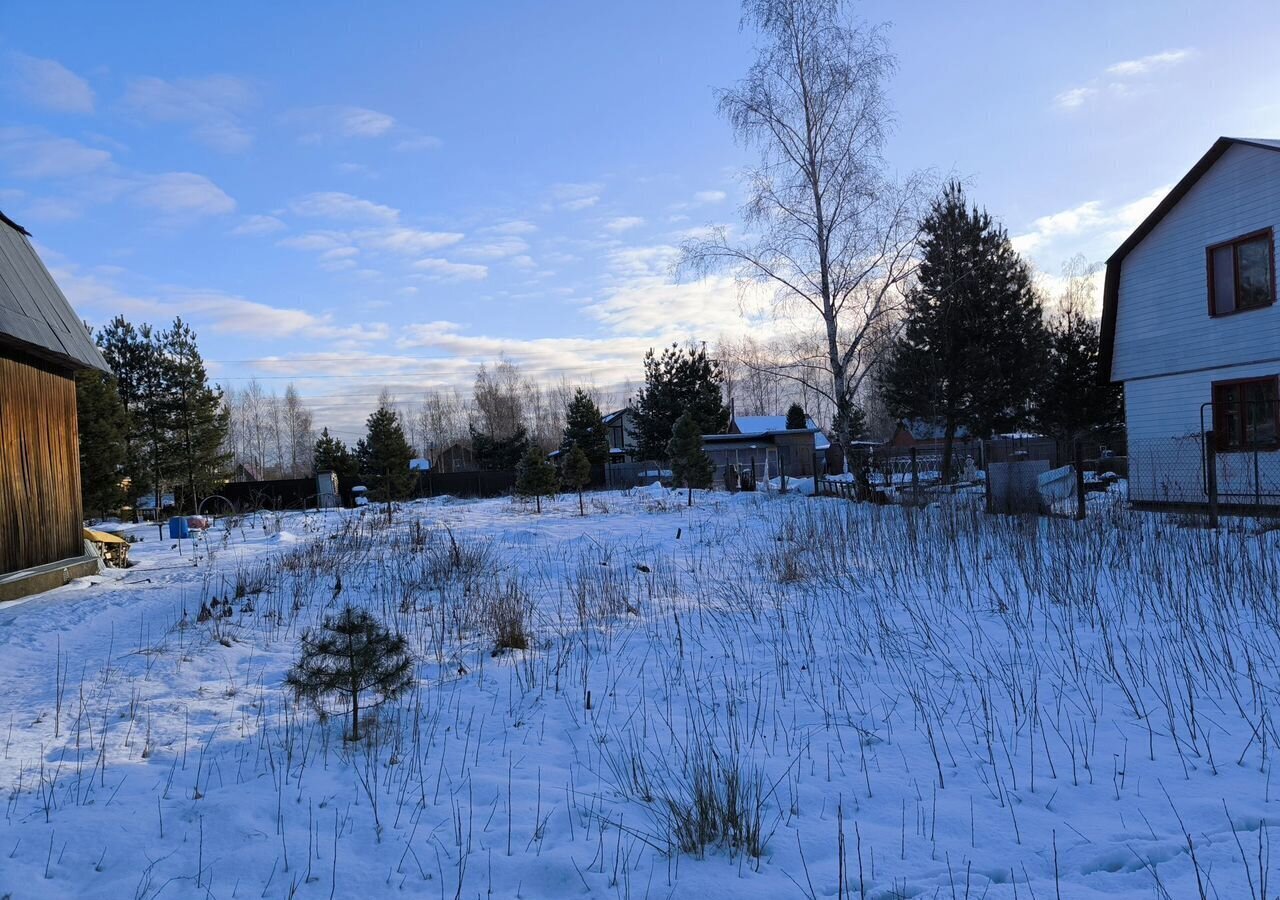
[
  {"left": 730, "top": 414, "right": 831, "bottom": 449},
  {"left": 1099, "top": 137, "right": 1280, "bottom": 383},
  {"left": 0, "top": 211, "right": 109, "bottom": 372}
]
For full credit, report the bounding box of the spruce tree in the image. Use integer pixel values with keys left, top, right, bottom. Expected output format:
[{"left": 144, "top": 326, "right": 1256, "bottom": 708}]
[
  {"left": 562, "top": 389, "right": 610, "bottom": 467},
  {"left": 667, "top": 412, "right": 714, "bottom": 507},
  {"left": 75, "top": 370, "right": 127, "bottom": 519},
  {"left": 356, "top": 406, "right": 414, "bottom": 520},
  {"left": 162, "top": 318, "right": 229, "bottom": 513},
  {"left": 881, "top": 183, "right": 1048, "bottom": 480},
  {"left": 515, "top": 445, "right": 558, "bottom": 513},
  {"left": 314, "top": 428, "right": 360, "bottom": 483},
  {"left": 632, "top": 343, "right": 730, "bottom": 461},
  {"left": 286, "top": 606, "right": 415, "bottom": 742},
  {"left": 1033, "top": 307, "right": 1123, "bottom": 445},
  {"left": 785, "top": 403, "right": 807, "bottom": 430},
  {"left": 471, "top": 424, "right": 530, "bottom": 470},
  {"left": 97, "top": 316, "right": 156, "bottom": 518},
  {"left": 562, "top": 445, "right": 592, "bottom": 516}
]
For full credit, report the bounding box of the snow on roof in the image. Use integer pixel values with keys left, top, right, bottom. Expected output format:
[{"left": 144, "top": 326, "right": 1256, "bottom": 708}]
[{"left": 731, "top": 415, "right": 831, "bottom": 450}]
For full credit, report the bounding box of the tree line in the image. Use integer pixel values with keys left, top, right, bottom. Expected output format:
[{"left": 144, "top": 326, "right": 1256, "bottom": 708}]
[{"left": 78, "top": 315, "right": 229, "bottom": 518}]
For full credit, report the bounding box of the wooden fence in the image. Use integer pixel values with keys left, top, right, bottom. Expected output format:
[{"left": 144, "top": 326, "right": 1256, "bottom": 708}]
[{"left": 0, "top": 350, "right": 84, "bottom": 574}]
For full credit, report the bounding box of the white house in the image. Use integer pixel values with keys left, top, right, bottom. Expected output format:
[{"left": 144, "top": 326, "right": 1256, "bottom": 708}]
[{"left": 1102, "top": 136, "right": 1280, "bottom": 508}]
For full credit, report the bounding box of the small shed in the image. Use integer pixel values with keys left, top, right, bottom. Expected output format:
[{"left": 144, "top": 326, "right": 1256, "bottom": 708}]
[
  {"left": 0, "top": 210, "right": 111, "bottom": 601},
  {"left": 431, "top": 442, "right": 477, "bottom": 473}
]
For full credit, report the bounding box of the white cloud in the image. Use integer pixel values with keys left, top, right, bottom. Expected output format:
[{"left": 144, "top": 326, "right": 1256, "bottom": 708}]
[
  {"left": 693, "top": 190, "right": 727, "bottom": 205},
  {"left": 289, "top": 191, "right": 399, "bottom": 223},
  {"left": 123, "top": 75, "right": 255, "bottom": 152},
  {"left": 487, "top": 220, "right": 537, "bottom": 235},
  {"left": 1106, "top": 49, "right": 1195, "bottom": 77},
  {"left": 413, "top": 258, "right": 489, "bottom": 281},
  {"left": 231, "top": 214, "right": 286, "bottom": 236},
  {"left": 0, "top": 127, "right": 113, "bottom": 178},
  {"left": 6, "top": 53, "right": 94, "bottom": 113},
  {"left": 288, "top": 105, "right": 397, "bottom": 141},
  {"left": 132, "top": 172, "right": 236, "bottom": 217},
  {"left": 278, "top": 232, "right": 346, "bottom": 251},
  {"left": 460, "top": 236, "right": 529, "bottom": 259},
  {"left": 394, "top": 135, "right": 443, "bottom": 152},
  {"left": 1011, "top": 185, "right": 1168, "bottom": 259},
  {"left": 358, "top": 227, "right": 464, "bottom": 254},
  {"left": 1053, "top": 87, "right": 1096, "bottom": 110},
  {"left": 51, "top": 263, "right": 389, "bottom": 346},
  {"left": 1054, "top": 47, "right": 1195, "bottom": 111},
  {"left": 603, "top": 216, "right": 645, "bottom": 233},
  {"left": 551, "top": 182, "right": 602, "bottom": 211}
]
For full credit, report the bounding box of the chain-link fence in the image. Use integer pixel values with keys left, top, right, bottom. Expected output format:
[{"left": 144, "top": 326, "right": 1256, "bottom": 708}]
[{"left": 816, "top": 438, "right": 1122, "bottom": 517}]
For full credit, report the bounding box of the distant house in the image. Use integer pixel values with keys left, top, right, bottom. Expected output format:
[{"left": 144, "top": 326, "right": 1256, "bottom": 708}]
[
  {"left": 232, "top": 462, "right": 262, "bottom": 482},
  {"left": 701, "top": 413, "right": 830, "bottom": 481},
  {"left": 0, "top": 210, "right": 112, "bottom": 601},
  {"left": 603, "top": 407, "right": 640, "bottom": 463},
  {"left": 409, "top": 457, "right": 431, "bottom": 472},
  {"left": 432, "top": 442, "right": 477, "bottom": 473},
  {"left": 1101, "top": 137, "right": 1280, "bottom": 509}
]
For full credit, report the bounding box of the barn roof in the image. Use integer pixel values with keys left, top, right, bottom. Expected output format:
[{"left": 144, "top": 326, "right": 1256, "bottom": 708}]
[
  {"left": 1099, "top": 137, "right": 1280, "bottom": 383},
  {"left": 0, "top": 211, "right": 109, "bottom": 372}
]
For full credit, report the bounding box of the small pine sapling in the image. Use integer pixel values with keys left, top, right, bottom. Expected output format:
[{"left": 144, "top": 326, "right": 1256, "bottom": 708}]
[
  {"left": 667, "top": 411, "right": 714, "bottom": 507},
  {"left": 286, "top": 606, "right": 414, "bottom": 741},
  {"left": 516, "top": 445, "right": 558, "bottom": 513},
  {"left": 562, "top": 445, "right": 592, "bottom": 516}
]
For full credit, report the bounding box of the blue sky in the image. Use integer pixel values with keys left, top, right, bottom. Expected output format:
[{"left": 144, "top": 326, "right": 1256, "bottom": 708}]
[{"left": 3, "top": 0, "right": 1277, "bottom": 439}]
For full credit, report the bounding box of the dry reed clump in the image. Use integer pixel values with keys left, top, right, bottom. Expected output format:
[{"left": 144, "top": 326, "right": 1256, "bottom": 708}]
[{"left": 485, "top": 579, "right": 533, "bottom": 654}]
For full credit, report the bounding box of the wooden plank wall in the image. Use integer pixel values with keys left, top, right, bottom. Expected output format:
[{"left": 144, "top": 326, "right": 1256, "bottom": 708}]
[{"left": 0, "top": 349, "right": 84, "bottom": 574}]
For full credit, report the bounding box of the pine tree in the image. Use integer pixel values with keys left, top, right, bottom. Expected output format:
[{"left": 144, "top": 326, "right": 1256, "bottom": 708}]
[
  {"left": 562, "top": 389, "right": 610, "bottom": 467},
  {"left": 75, "top": 370, "right": 127, "bottom": 519},
  {"left": 632, "top": 343, "right": 730, "bottom": 461},
  {"left": 97, "top": 316, "right": 156, "bottom": 518},
  {"left": 162, "top": 318, "right": 229, "bottom": 513},
  {"left": 881, "top": 183, "right": 1048, "bottom": 480},
  {"left": 562, "top": 445, "right": 592, "bottom": 516},
  {"left": 286, "top": 606, "right": 415, "bottom": 742},
  {"left": 314, "top": 428, "right": 360, "bottom": 484},
  {"left": 667, "top": 412, "right": 714, "bottom": 507},
  {"left": 1034, "top": 307, "right": 1123, "bottom": 444},
  {"left": 785, "top": 403, "right": 807, "bottom": 430},
  {"left": 515, "top": 445, "right": 558, "bottom": 513},
  {"left": 356, "top": 406, "right": 415, "bottom": 520}
]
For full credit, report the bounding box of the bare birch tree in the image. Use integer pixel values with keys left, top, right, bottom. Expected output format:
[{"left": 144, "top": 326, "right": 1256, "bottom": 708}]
[
  {"left": 682, "top": 0, "right": 927, "bottom": 462},
  {"left": 282, "top": 384, "right": 315, "bottom": 476}
]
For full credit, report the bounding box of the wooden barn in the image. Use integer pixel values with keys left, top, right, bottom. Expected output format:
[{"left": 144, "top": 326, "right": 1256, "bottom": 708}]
[{"left": 0, "top": 210, "right": 111, "bottom": 601}]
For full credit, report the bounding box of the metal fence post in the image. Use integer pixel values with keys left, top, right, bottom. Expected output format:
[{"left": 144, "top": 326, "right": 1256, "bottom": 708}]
[
  {"left": 1206, "top": 430, "right": 1219, "bottom": 528},
  {"left": 1074, "top": 441, "right": 1086, "bottom": 521},
  {"left": 910, "top": 447, "right": 919, "bottom": 503}
]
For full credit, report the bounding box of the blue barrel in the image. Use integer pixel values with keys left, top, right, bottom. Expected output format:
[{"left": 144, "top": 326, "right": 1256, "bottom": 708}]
[{"left": 168, "top": 516, "right": 190, "bottom": 539}]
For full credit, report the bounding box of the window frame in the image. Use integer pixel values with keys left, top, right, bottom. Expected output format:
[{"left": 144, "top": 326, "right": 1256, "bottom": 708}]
[
  {"left": 1207, "top": 227, "right": 1276, "bottom": 317},
  {"left": 1212, "top": 375, "right": 1280, "bottom": 451}
]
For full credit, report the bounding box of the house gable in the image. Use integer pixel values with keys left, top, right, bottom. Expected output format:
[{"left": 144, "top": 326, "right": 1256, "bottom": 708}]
[{"left": 1101, "top": 138, "right": 1280, "bottom": 384}]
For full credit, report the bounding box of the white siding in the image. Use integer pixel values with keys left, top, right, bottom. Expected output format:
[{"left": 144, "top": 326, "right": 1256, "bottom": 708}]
[
  {"left": 1126, "top": 365, "right": 1280, "bottom": 505},
  {"left": 1112, "top": 143, "right": 1280, "bottom": 383}
]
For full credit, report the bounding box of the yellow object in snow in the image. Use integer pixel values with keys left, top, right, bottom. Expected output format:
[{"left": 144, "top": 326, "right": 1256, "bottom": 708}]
[{"left": 84, "top": 528, "right": 130, "bottom": 568}]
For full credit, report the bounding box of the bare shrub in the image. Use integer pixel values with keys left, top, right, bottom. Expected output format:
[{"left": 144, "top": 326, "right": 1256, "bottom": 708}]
[{"left": 485, "top": 580, "right": 532, "bottom": 654}]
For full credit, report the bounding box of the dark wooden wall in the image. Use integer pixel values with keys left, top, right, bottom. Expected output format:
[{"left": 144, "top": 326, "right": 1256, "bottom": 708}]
[{"left": 0, "top": 348, "right": 84, "bottom": 574}]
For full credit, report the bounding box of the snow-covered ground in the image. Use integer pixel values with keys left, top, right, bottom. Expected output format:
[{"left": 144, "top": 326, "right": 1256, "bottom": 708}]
[{"left": 2, "top": 488, "right": 1278, "bottom": 898}]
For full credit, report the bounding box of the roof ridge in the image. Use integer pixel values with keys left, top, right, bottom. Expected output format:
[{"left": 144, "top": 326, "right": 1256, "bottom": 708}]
[{"left": 0, "top": 210, "right": 31, "bottom": 237}]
